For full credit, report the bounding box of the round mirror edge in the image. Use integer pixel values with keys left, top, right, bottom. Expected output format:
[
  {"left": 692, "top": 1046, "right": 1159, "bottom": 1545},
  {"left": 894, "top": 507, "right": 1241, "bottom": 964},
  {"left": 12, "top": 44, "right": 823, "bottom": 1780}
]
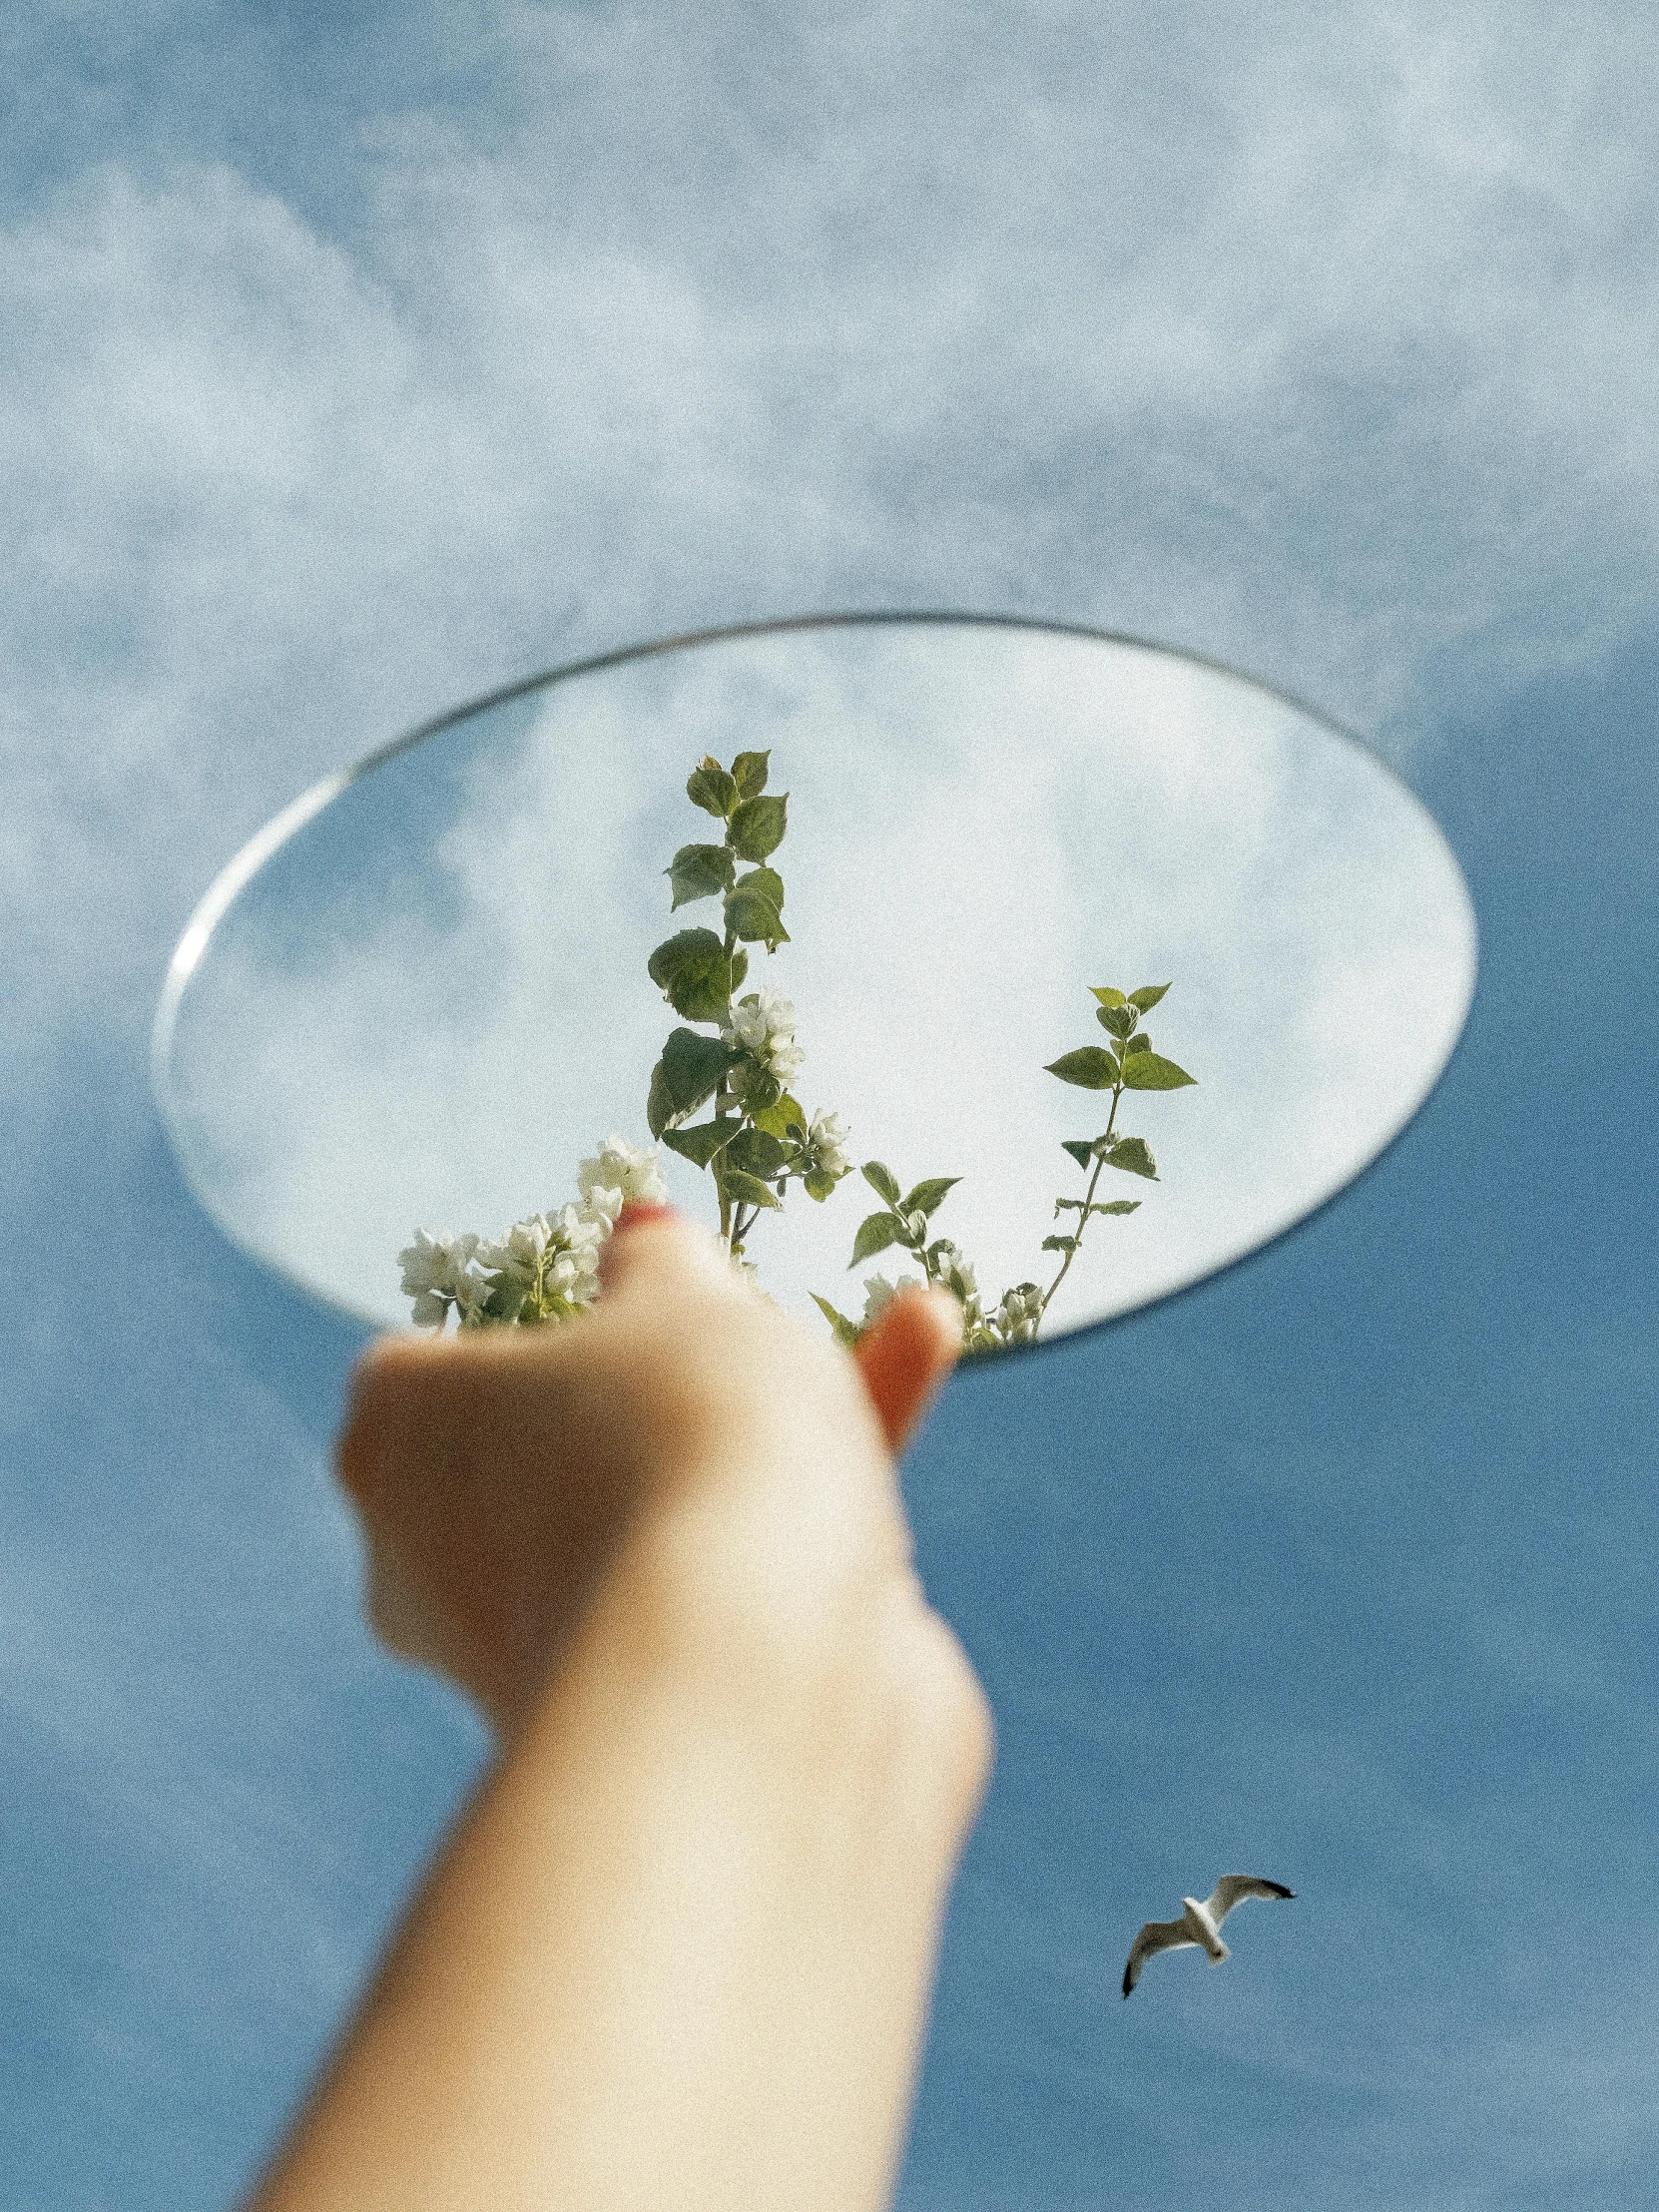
[
  {"left": 336, "top": 605, "right": 1416, "bottom": 798},
  {"left": 149, "top": 606, "right": 1482, "bottom": 1355},
  {"left": 151, "top": 771, "right": 353, "bottom": 1154}
]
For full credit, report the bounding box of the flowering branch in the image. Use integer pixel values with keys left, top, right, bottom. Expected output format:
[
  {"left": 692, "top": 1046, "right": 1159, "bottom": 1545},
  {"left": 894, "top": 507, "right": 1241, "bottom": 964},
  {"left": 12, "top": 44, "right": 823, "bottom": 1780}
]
[
  {"left": 811, "top": 982, "right": 1195, "bottom": 1356},
  {"left": 398, "top": 748, "right": 1195, "bottom": 1351},
  {"left": 643, "top": 749, "right": 856, "bottom": 1279}
]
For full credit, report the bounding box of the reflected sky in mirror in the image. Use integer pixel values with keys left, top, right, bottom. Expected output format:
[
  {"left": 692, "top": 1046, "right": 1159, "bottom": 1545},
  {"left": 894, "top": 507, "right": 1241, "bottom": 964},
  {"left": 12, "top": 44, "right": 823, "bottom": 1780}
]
[{"left": 156, "top": 618, "right": 1476, "bottom": 1338}]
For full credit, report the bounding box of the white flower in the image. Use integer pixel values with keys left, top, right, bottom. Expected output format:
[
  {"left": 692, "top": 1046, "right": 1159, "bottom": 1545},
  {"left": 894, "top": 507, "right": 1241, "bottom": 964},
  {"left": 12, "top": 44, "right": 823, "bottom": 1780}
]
[
  {"left": 721, "top": 988, "right": 803, "bottom": 1082},
  {"left": 452, "top": 1269, "right": 495, "bottom": 1328},
  {"left": 477, "top": 1214, "right": 552, "bottom": 1280},
  {"left": 580, "top": 1181, "right": 626, "bottom": 1234},
  {"left": 724, "top": 999, "right": 770, "bottom": 1052},
  {"left": 994, "top": 1283, "right": 1044, "bottom": 1344},
  {"left": 398, "top": 1230, "right": 484, "bottom": 1328},
  {"left": 398, "top": 1229, "right": 476, "bottom": 1298},
  {"left": 932, "top": 1243, "right": 978, "bottom": 1302},
  {"left": 577, "top": 1134, "right": 670, "bottom": 1222},
  {"left": 807, "top": 1107, "right": 851, "bottom": 1178},
  {"left": 861, "top": 1271, "right": 928, "bottom": 1324},
  {"left": 558, "top": 1202, "right": 606, "bottom": 1263}
]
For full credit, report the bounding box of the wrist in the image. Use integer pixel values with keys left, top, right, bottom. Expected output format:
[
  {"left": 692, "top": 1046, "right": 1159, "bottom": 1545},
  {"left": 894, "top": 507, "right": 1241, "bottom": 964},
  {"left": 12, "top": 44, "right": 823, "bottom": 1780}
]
[{"left": 511, "top": 1477, "right": 993, "bottom": 1855}]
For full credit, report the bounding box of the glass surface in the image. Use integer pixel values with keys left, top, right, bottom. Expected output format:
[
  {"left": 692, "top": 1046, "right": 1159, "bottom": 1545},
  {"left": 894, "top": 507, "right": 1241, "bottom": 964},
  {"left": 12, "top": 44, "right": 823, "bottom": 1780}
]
[{"left": 153, "top": 616, "right": 1477, "bottom": 1340}]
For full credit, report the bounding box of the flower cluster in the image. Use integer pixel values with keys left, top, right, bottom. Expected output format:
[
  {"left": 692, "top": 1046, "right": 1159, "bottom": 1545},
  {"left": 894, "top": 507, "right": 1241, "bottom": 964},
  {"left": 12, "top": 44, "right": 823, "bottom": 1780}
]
[
  {"left": 805, "top": 1107, "right": 851, "bottom": 1181},
  {"left": 398, "top": 1230, "right": 489, "bottom": 1330},
  {"left": 721, "top": 986, "right": 804, "bottom": 1087},
  {"left": 576, "top": 1135, "right": 672, "bottom": 1225},
  {"left": 990, "top": 1283, "right": 1044, "bottom": 1345},
  {"left": 399, "top": 1135, "right": 668, "bottom": 1331},
  {"left": 851, "top": 1244, "right": 1032, "bottom": 1353}
]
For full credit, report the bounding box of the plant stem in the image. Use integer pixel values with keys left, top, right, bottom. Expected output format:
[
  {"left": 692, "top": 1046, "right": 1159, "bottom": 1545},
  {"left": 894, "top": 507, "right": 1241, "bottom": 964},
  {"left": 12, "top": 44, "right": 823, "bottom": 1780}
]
[
  {"left": 1037, "top": 1078, "right": 1124, "bottom": 1323},
  {"left": 716, "top": 925, "right": 740, "bottom": 1249}
]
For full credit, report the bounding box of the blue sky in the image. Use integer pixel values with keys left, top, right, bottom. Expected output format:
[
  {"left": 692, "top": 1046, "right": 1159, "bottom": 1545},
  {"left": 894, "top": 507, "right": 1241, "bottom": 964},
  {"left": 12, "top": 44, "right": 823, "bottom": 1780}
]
[{"left": 3, "top": 4, "right": 1658, "bottom": 2206}]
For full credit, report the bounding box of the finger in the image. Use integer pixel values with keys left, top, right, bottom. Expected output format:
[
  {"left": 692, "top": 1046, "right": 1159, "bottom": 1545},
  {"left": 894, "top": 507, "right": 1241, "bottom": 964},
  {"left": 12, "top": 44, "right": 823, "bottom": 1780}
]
[
  {"left": 851, "top": 1284, "right": 963, "bottom": 1455},
  {"left": 335, "top": 1329, "right": 472, "bottom": 1511},
  {"left": 595, "top": 1201, "right": 746, "bottom": 1304}
]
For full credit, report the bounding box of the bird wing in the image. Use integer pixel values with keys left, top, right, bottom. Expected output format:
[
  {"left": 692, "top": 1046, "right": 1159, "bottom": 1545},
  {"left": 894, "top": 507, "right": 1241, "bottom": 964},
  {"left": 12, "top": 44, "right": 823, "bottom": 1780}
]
[
  {"left": 1122, "top": 1919, "right": 1198, "bottom": 1996},
  {"left": 1206, "top": 1875, "right": 1295, "bottom": 1926}
]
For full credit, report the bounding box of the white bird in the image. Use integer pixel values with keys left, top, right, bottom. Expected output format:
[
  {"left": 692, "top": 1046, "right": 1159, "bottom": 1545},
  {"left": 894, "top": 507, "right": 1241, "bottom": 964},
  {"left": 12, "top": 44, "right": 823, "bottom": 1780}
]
[{"left": 1122, "top": 1875, "right": 1295, "bottom": 1996}]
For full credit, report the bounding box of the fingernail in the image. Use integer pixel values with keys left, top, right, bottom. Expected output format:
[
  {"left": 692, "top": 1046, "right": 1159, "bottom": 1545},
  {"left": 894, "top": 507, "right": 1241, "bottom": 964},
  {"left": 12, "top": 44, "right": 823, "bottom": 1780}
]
[{"left": 613, "top": 1201, "right": 676, "bottom": 1236}]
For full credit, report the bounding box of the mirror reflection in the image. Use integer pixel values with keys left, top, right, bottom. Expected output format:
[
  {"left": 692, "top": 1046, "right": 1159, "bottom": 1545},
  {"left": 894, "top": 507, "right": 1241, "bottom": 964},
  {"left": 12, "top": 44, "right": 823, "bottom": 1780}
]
[{"left": 154, "top": 617, "right": 1476, "bottom": 1344}]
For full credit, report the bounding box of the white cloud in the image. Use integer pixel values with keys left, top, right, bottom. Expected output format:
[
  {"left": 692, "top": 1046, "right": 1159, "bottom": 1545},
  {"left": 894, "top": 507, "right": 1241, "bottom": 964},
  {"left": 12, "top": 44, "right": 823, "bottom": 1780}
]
[{"left": 1, "top": 4, "right": 1655, "bottom": 1128}]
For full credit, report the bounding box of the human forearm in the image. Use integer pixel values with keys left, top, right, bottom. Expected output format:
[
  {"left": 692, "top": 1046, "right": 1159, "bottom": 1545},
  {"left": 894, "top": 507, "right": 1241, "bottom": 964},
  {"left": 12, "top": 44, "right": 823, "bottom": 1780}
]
[{"left": 248, "top": 1522, "right": 988, "bottom": 2212}]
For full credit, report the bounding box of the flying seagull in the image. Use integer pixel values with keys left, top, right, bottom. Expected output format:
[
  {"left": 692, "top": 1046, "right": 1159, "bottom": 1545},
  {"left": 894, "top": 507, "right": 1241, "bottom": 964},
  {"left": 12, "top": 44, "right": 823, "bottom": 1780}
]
[{"left": 1122, "top": 1876, "right": 1295, "bottom": 1996}]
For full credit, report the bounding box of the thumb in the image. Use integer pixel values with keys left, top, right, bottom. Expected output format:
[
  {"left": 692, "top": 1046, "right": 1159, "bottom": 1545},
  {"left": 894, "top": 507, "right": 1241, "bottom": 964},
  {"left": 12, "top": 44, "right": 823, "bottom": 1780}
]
[
  {"left": 595, "top": 1201, "right": 747, "bottom": 1305},
  {"left": 852, "top": 1284, "right": 964, "bottom": 1455}
]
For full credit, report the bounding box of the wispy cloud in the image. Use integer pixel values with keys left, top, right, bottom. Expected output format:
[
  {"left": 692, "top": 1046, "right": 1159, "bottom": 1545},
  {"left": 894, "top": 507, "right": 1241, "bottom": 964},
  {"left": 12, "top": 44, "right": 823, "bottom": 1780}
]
[{"left": 3, "top": 1, "right": 1657, "bottom": 1109}]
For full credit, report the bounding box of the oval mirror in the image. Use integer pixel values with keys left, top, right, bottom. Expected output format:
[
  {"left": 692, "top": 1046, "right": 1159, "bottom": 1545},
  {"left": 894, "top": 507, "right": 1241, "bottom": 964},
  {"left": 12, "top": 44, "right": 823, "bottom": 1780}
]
[{"left": 153, "top": 615, "right": 1476, "bottom": 1348}]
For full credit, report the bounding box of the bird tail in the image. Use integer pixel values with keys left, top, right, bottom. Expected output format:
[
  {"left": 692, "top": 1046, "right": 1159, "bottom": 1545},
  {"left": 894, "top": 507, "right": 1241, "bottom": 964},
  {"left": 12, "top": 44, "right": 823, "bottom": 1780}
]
[{"left": 1207, "top": 1939, "right": 1231, "bottom": 1967}]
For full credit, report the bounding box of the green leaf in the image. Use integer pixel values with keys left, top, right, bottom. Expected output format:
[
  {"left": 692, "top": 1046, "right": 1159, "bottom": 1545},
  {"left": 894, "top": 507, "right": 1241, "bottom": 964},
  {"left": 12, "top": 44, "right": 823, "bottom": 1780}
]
[
  {"left": 660, "top": 1026, "right": 736, "bottom": 1119},
  {"left": 730, "top": 945, "right": 749, "bottom": 992},
  {"left": 810, "top": 1291, "right": 862, "bottom": 1346},
  {"left": 850, "top": 1211, "right": 903, "bottom": 1265},
  {"left": 1092, "top": 1199, "right": 1141, "bottom": 1216},
  {"left": 1095, "top": 1003, "right": 1136, "bottom": 1039},
  {"left": 686, "top": 760, "right": 737, "bottom": 817},
  {"left": 750, "top": 1091, "right": 806, "bottom": 1139},
  {"left": 1060, "top": 1138, "right": 1097, "bottom": 1172},
  {"left": 725, "top": 1125, "right": 791, "bottom": 1179},
  {"left": 1089, "top": 986, "right": 1127, "bottom": 1008},
  {"left": 1123, "top": 1031, "right": 1153, "bottom": 1057},
  {"left": 718, "top": 1165, "right": 783, "bottom": 1211},
  {"left": 728, "top": 793, "right": 788, "bottom": 861},
  {"left": 1120, "top": 1051, "right": 1196, "bottom": 1090},
  {"left": 1128, "top": 982, "right": 1171, "bottom": 1012},
  {"left": 660, "top": 1117, "right": 739, "bottom": 1168},
  {"left": 664, "top": 842, "right": 736, "bottom": 910},
  {"left": 1041, "top": 1234, "right": 1078, "bottom": 1254},
  {"left": 724, "top": 883, "right": 790, "bottom": 948},
  {"left": 899, "top": 1177, "right": 960, "bottom": 1218},
  {"left": 646, "top": 1058, "right": 676, "bottom": 1139},
  {"left": 482, "top": 1279, "right": 527, "bottom": 1323},
  {"left": 804, "top": 1168, "right": 836, "bottom": 1202},
  {"left": 1103, "top": 1135, "right": 1159, "bottom": 1180},
  {"left": 861, "top": 1161, "right": 902, "bottom": 1206},
  {"left": 741, "top": 1067, "right": 782, "bottom": 1113},
  {"left": 735, "top": 864, "right": 784, "bottom": 911},
  {"left": 1045, "top": 1047, "right": 1120, "bottom": 1089},
  {"left": 732, "top": 749, "right": 770, "bottom": 800},
  {"left": 648, "top": 928, "right": 734, "bottom": 1022}
]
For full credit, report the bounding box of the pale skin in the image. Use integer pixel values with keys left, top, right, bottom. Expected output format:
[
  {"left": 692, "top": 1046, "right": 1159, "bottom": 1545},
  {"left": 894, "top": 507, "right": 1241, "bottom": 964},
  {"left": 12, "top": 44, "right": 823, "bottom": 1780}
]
[{"left": 245, "top": 1203, "right": 993, "bottom": 2212}]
